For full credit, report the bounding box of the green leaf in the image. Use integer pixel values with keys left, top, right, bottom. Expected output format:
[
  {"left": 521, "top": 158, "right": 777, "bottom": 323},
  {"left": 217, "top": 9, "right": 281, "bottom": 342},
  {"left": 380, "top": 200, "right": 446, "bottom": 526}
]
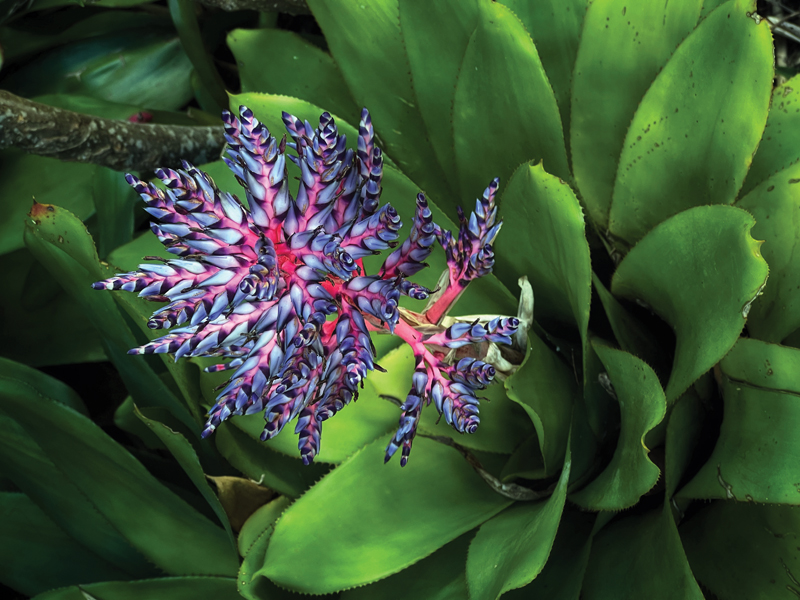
[
  {"left": 608, "top": 0, "right": 773, "bottom": 244},
  {"left": 343, "top": 533, "right": 471, "bottom": 600},
  {"left": 569, "top": 343, "right": 664, "bottom": 510},
  {"left": 214, "top": 424, "right": 327, "bottom": 499},
  {"left": 136, "top": 410, "right": 237, "bottom": 551},
  {"left": 679, "top": 339, "right": 800, "bottom": 504},
  {"left": 737, "top": 163, "right": 800, "bottom": 342},
  {"left": 504, "top": 332, "right": 575, "bottom": 475},
  {"left": 0, "top": 249, "right": 106, "bottom": 367},
  {"left": 399, "top": 0, "right": 479, "bottom": 198},
  {"left": 680, "top": 501, "right": 800, "bottom": 600},
  {"left": 261, "top": 435, "right": 512, "bottom": 593},
  {"left": 741, "top": 76, "right": 800, "bottom": 197},
  {"left": 611, "top": 205, "right": 769, "bottom": 403},
  {"left": 31, "top": 576, "right": 242, "bottom": 600},
  {"left": 237, "top": 496, "right": 295, "bottom": 600},
  {"left": 168, "top": 0, "right": 227, "bottom": 113},
  {"left": 501, "top": 510, "right": 597, "bottom": 600},
  {"left": 466, "top": 437, "right": 571, "bottom": 600},
  {"left": 664, "top": 388, "right": 704, "bottom": 498},
  {"left": 0, "top": 377, "right": 238, "bottom": 576},
  {"left": 0, "top": 492, "right": 129, "bottom": 597},
  {"left": 500, "top": 434, "right": 546, "bottom": 481},
  {"left": 227, "top": 28, "right": 357, "bottom": 119},
  {"left": 502, "top": 0, "right": 587, "bottom": 150},
  {"left": 453, "top": 3, "right": 569, "bottom": 207},
  {"left": 306, "top": 0, "right": 451, "bottom": 208},
  {"left": 592, "top": 273, "right": 667, "bottom": 377},
  {"left": 571, "top": 0, "right": 702, "bottom": 230},
  {"left": 3, "top": 30, "right": 193, "bottom": 110},
  {"left": 494, "top": 161, "right": 591, "bottom": 336},
  {"left": 93, "top": 166, "right": 137, "bottom": 258},
  {"left": 700, "top": 0, "right": 730, "bottom": 19},
  {"left": 0, "top": 366, "right": 156, "bottom": 579},
  {"left": 23, "top": 204, "right": 198, "bottom": 432},
  {"left": 583, "top": 504, "right": 703, "bottom": 599},
  {"left": 238, "top": 495, "right": 293, "bottom": 559},
  {"left": 0, "top": 149, "right": 95, "bottom": 256}
]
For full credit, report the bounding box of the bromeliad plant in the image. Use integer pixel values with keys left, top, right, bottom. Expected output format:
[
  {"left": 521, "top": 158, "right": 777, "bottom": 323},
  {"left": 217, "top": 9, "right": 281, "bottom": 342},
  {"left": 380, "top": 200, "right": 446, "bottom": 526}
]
[
  {"left": 3, "top": 0, "right": 800, "bottom": 599},
  {"left": 93, "top": 106, "right": 517, "bottom": 466}
]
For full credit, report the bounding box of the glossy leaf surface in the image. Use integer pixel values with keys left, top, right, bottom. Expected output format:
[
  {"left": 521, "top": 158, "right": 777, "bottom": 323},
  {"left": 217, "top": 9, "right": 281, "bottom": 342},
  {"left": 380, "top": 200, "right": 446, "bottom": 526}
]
[
  {"left": 609, "top": 0, "right": 772, "bottom": 243},
  {"left": 31, "top": 577, "right": 242, "bottom": 600},
  {"left": 454, "top": 3, "right": 569, "bottom": 204},
  {"left": 228, "top": 28, "right": 357, "bottom": 120},
  {"left": 261, "top": 436, "right": 511, "bottom": 593},
  {"left": 611, "top": 205, "right": 769, "bottom": 403},
  {"left": 466, "top": 440, "right": 571, "bottom": 600},
  {"left": 679, "top": 339, "right": 800, "bottom": 504},
  {"left": 571, "top": 0, "right": 701, "bottom": 229},
  {"left": 681, "top": 501, "right": 800, "bottom": 600},
  {"left": 570, "top": 343, "right": 665, "bottom": 510},
  {"left": 737, "top": 163, "right": 800, "bottom": 342}
]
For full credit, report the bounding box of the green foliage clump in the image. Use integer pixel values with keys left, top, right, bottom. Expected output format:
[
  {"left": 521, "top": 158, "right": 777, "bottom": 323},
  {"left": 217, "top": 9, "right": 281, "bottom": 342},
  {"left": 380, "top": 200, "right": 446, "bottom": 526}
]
[{"left": 1, "top": 0, "right": 798, "bottom": 599}]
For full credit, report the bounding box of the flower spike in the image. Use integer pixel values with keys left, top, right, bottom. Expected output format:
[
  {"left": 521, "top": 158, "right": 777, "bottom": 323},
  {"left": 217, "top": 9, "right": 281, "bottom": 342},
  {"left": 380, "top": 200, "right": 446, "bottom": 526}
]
[{"left": 95, "top": 107, "right": 516, "bottom": 466}]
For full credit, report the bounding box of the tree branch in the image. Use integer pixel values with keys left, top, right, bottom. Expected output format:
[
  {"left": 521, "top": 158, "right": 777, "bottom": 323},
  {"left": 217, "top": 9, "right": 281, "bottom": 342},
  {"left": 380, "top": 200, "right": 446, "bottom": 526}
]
[
  {"left": 0, "top": 91, "right": 225, "bottom": 172},
  {"left": 194, "top": 0, "right": 310, "bottom": 14}
]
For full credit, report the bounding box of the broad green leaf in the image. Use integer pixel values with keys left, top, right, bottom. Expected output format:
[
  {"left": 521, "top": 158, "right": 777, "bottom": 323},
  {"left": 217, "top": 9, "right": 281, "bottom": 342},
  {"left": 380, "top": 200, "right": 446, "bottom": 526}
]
[
  {"left": 570, "top": 343, "right": 664, "bottom": 510},
  {"left": 0, "top": 249, "right": 105, "bottom": 366},
  {"left": 664, "top": 388, "right": 704, "bottom": 498},
  {"left": 592, "top": 273, "right": 667, "bottom": 378},
  {"left": 0, "top": 378, "right": 156, "bottom": 577},
  {"left": 168, "top": 0, "right": 227, "bottom": 113},
  {"left": 23, "top": 204, "right": 198, "bottom": 432},
  {"left": 719, "top": 336, "right": 800, "bottom": 393},
  {"left": 0, "top": 149, "right": 95, "bottom": 256},
  {"left": 502, "top": 0, "right": 588, "bottom": 149},
  {"left": 466, "top": 438, "right": 571, "bottom": 600},
  {"left": 238, "top": 495, "right": 293, "bottom": 558},
  {"left": 3, "top": 30, "right": 193, "bottom": 110},
  {"left": 741, "top": 76, "right": 800, "bottom": 197},
  {"left": 0, "top": 10, "right": 167, "bottom": 64},
  {"left": 504, "top": 332, "right": 575, "bottom": 475},
  {"left": 500, "top": 434, "right": 546, "bottom": 481},
  {"left": 0, "top": 355, "right": 87, "bottom": 415},
  {"left": 137, "top": 410, "right": 236, "bottom": 550},
  {"left": 583, "top": 505, "right": 703, "bottom": 599},
  {"left": 0, "top": 492, "right": 129, "bottom": 597},
  {"left": 214, "top": 424, "right": 327, "bottom": 499},
  {"left": 681, "top": 501, "right": 800, "bottom": 599},
  {"left": 306, "top": 0, "right": 451, "bottom": 208},
  {"left": 343, "top": 533, "right": 471, "bottom": 600},
  {"left": 453, "top": 3, "right": 569, "bottom": 205},
  {"left": 261, "top": 435, "right": 512, "bottom": 593},
  {"left": 679, "top": 339, "right": 800, "bottom": 504},
  {"left": 700, "top": 0, "right": 730, "bottom": 18},
  {"left": 608, "top": 0, "right": 773, "bottom": 244},
  {"left": 228, "top": 28, "right": 357, "bottom": 119},
  {"left": 93, "top": 166, "right": 137, "bottom": 258},
  {"left": 611, "top": 205, "right": 769, "bottom": 403},
  {"left": 237, "top": 496, "right": 295, "bottom": 600},
  {"left": 571, "top": 0, "right": 701, "bottom": 229},
  {"left": 115, "top": 397, "right": 168, "bottom": 449},
  {"left": 399, "top": 0, "right": 479, "bottom": 198},
  {"left": 737, "top": 164, "right": 800, "bottom": 342},
  {"left": 0, "top": 381, "right": 238, "bottom": 576},
  {"left": 31, "top": 576, "right": 242, "bottom": 600},
  {"left": 494, "top": 162, "right": 591, "bottom": 336},
  {"left": 502, "top": 510, "right": 597, "bottom": 600}
]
